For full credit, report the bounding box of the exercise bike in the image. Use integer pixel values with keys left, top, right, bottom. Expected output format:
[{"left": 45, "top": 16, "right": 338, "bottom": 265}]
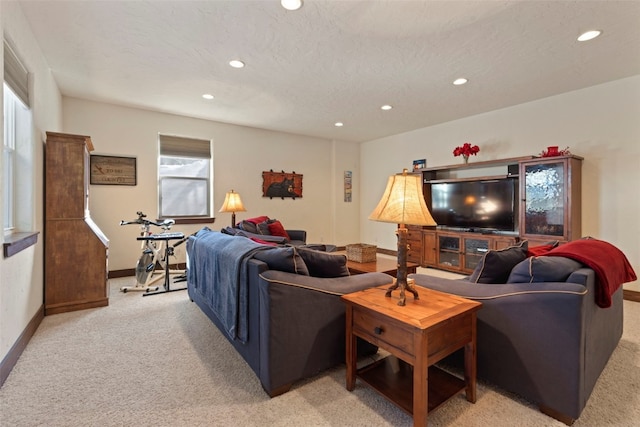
[{"left": 119, "top": 211, "right": 187, "bottom": 295}]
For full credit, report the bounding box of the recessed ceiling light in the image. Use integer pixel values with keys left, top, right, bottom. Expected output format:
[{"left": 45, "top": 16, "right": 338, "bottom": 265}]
[
  {"left": 202, "top": 94, "right": 214, "bottom": 100},
  {"left": 229, "top": 60, "right": 245, "bottom": 69},
  {"left": 577, "top": 30, "right": 602, "bottom": 42},
  {"left": 334, "top": 122, "right": 344, "bottom": 127},
  {"left": 281, "top": 0, "right": 303, "bottom": 11},
  {"left": 381, "top": 105, "right": 393, "bottom": 111},
  {"left": 453, "top": 78, "right": 468, "bottom": 86}
]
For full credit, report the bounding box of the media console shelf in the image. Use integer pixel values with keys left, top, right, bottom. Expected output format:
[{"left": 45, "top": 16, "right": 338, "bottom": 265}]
[
  {"left": 407, "top": 155, "right": 582, "bottom": 274},
  {"left": 421, "top": 155, "right": 535, "bottom": 181}
]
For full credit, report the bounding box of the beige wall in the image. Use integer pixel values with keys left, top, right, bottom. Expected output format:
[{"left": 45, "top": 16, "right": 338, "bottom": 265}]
[
  {"left": 62, "top": 98, "right": 362, "bottom": 271},
  {"left": 361, "top": 75, "right": 640, "bottom": 291},
  {"left": 1, "top": 2, "right": 63, "bottom": 362}
]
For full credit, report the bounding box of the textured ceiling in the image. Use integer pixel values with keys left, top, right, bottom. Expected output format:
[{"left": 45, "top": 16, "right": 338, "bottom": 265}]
[{"left": 17, "top": 0, "right": 640, "bottom": 142}]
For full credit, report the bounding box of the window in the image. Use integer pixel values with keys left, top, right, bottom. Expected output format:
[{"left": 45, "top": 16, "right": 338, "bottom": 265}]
[
  {"left": 158, "top": 134, "right": 212, "bottom": 219},
  {"left": 3, "top": 84, "right": 16, "bottom": 231},
  {"left": 4, "top": 41, "right": 32, "bottom": 234}
]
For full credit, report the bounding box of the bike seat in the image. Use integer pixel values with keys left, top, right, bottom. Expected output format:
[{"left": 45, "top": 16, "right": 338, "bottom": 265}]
[{"left": 160, "top": 219, "right": 175, "bottom": 228}]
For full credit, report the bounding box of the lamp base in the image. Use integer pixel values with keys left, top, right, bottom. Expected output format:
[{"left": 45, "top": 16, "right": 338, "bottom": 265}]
[
  {"left": 385, "top": 278, "right": 419, "bottom": 306},
  {"left": 383, "top": 225, "right": 420, "bottom": 306}
]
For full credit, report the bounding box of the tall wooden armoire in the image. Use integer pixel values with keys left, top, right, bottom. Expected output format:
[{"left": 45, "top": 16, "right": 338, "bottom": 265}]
[{"left": 44, "top": 131, "right": 109, "bottom": 315}]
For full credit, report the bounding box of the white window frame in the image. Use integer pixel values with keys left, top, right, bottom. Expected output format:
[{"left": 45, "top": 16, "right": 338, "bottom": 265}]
[
  {"left": 158, "top": 134, "right": 213, "bottom": 219},
  {"left": 3, "top": 83, "right": 32, "bottom": 234},
  {"left": 3, "top": 84, "right": 16, "bottom": 231}
]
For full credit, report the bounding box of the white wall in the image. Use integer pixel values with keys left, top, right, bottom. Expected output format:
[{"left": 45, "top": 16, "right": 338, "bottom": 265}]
[
  {"left": 1, "top": 2, "right": 63, "bottom": 362},
  {"left": 62, "top": 98, "right": 362, "bottom": 271},
  {"left": 361, "top": 75, "right": 640, "bottom": 290}
]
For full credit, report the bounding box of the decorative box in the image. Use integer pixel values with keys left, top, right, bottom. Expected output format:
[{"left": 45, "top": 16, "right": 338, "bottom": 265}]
[{"left": 346, "top": 243, "right": 377, "bottom": 263}]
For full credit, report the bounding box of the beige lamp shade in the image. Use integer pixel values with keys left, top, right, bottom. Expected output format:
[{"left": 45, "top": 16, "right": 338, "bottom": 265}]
[
  {"left": 219, "top": 190, "right": 246, "bottom": 213},
  {"left": 369, "top": 170, "right": 437, "bottom": 226}
]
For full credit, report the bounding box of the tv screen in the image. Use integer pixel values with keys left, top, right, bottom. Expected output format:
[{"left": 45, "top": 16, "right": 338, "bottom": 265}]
[{"left": 430, "top": 179, "right": 517, "bottom": 231}]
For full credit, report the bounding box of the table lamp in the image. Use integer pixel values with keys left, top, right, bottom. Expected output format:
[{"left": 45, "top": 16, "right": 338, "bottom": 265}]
[
  {"left": 219, "top": 190, "right": 246, "bottom": 227},
  {"left": 369, "top": 169, "right": 437, "bottom": 306}
]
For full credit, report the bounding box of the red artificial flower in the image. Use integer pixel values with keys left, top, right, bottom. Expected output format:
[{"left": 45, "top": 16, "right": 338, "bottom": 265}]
[{"left": 453, "top": 142, "right": 480, "bottom": 157}]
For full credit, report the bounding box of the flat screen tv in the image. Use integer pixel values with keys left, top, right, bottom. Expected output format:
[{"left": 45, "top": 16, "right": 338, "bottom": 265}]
[{"left": 430, "top": 178, "right": 517, "bottom": 231}]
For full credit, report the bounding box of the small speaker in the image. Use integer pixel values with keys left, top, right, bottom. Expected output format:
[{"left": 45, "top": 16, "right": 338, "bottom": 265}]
[{"left": 507, "top": 164, "right": 519, "bottom": 176}]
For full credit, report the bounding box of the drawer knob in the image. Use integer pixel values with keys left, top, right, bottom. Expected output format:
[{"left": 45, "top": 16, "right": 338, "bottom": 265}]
[{"left": 374, "top": 326, "right": 384, "bottom": 335}]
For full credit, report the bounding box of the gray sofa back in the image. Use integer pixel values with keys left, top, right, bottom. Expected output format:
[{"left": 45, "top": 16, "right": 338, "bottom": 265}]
[
  {"left": 410, "top": 267, "right": 623, "bottom": 423},
  {"left": 188, "top": 253, "right": 393, "bottom": 397}
]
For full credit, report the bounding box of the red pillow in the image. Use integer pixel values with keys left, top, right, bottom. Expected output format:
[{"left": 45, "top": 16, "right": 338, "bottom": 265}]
[
  {"left": 527, "top": 244, "right": 556, "bottom": 257},
  {"left": 267, "top": 220, "right": 290, "bottom": 240},
  {"left": 245, "top": 216, "right": 270, "bottom": 224}
]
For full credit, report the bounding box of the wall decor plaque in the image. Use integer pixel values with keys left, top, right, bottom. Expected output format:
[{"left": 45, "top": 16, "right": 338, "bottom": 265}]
[
  {"left": 90, "top": 155, "right": 137, "bottom": 186},
  {"left": 262, "top": 170, "right": 303, "bottom": 199}
]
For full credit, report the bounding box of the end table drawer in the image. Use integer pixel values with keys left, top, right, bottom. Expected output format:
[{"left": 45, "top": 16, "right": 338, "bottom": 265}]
[{"left": 352, "top": 307, "right": 414, "bottom": 356}]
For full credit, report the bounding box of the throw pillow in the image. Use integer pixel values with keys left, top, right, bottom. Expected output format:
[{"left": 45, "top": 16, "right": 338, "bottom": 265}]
[
  {"left": 526, "top": 240, "right": 560, "bottom": 257},
  {"left": 507, "top": 256, "right": 584, "bottom": 283},
  {"left": 220, "top": 226, "right": 237, "bottom": 235},
  {"left": 297, "top": 247, "right": 350, "bottom": 278},
  {"left": 238, "top": 220, "right": 259, "bottom": 234},
  {"left": 469, "top": 241, "right": 528, "bottom": 284},
  {"left": 244, "top": 216, "right": 270, "bottom": 224},
  {"left": 267, "top": 220, "right": 290, "bottom": 240},
  {"left": 256, "top": 220, "right": 271, "bottom": 235},
  {"left": 253, "top": 247, "right": 309, "bottom": 275}
]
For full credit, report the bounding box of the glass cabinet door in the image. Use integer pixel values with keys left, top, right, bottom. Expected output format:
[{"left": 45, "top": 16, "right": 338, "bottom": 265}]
[
  {"left": 522, "top": 161, "right": 566, "bottom": 237},
  {"left": 464, "top": 238, "right": 490, "bottom": 270},
  {"left": 437, "top": 235, "right": 460, "bottom": 268}
]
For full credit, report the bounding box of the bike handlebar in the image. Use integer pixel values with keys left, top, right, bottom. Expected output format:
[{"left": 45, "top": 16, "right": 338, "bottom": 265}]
[{"left": 119, "top": 212, "right": 175, "bottom": 229}]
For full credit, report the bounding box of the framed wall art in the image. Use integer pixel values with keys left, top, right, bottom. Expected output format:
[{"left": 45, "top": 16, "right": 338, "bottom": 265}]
[
  {"left": 413, "top": 159, "right": 427, "bottom": 170},
  {"left": 262, "top": 170, "right": 303, "bottom": 199},
  {"left": 90, "top": 155, "right": 137, "bottom": 186},
  {"left": 344, "top": 170, "right": 352, "bottom": 202}
]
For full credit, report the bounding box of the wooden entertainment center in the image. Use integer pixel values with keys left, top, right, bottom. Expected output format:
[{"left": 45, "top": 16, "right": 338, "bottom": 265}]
[{"left": 409, "top": 154, "right": 583, "bottom": 274}]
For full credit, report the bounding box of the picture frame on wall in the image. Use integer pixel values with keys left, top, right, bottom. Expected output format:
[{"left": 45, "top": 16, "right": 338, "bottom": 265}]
[
  {"left": 344, "top": 170, "right": 352, "bottom": 202},
  {"left": 262, "top": 170, "right": 303, "bottom": 199},
  {"left": 413, "top": 159, "right": 427, "bottom": 170},
  {"left": 90, "top": 155, "right": 137, "bottom": 186}
]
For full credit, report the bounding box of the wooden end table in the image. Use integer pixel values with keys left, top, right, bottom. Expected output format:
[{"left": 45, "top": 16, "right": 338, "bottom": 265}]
[{"left": 342, "top": 284, "right": 482, "bottom": 426}]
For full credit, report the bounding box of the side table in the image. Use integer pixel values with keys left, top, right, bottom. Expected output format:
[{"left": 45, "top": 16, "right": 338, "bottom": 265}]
[{"left": 342, "top": 284, "right": 482, "bottom": 426}]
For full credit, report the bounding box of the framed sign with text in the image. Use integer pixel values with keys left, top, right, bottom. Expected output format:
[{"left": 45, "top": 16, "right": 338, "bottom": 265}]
[{"left": 90, "top": 155, "right": 137, "bottom": 186}]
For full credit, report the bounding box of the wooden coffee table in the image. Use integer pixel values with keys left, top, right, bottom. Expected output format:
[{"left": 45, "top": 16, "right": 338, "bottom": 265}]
[
  {"left": 339, "top": 252, "right": 418, "bottom": 277},
  {"left": 342, "top": 285, "right": 482, "bottom": 426}
]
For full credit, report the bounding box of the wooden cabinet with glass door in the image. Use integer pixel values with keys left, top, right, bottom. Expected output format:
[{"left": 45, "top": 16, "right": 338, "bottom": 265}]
[{"left": 519, "top": 155, "right": 582, "bottom": 246}]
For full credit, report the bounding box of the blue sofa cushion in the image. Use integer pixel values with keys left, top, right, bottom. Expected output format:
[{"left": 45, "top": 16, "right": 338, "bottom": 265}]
[
  {"left": 469, "top": 241, "right": 528, "bottom": 284},
  {"left": 253, "top": 247, "right": 309, "bottom": 276},
  {"left": 297, "top": 248, "right": 350, "bottom": 278},
  {"left": 508, "top": 256, "right": 584, "bottom": 283}
]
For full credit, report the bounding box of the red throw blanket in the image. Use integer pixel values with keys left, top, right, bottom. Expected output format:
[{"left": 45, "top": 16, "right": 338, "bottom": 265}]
[{"left": 547, "top": 238, "right": 637, "bottom": 308}]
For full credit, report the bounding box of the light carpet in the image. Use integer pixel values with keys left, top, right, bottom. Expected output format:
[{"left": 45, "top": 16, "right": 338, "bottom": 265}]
[{"left": 1, "top": 276, "right": 639, "bottom": 427}]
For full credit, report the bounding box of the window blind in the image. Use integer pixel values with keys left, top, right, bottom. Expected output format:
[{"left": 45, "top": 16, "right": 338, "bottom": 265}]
[
  {"left": 159, "top": 134, "right": 211, "bottom": 158},
  {"left": 4, "top": 41, "right": 29, "bottom": 107}
]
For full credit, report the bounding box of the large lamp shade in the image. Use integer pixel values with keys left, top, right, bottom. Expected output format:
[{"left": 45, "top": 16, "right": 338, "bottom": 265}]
[{"left": 219, "top": 190, "right": 246, "bottom": 227}]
